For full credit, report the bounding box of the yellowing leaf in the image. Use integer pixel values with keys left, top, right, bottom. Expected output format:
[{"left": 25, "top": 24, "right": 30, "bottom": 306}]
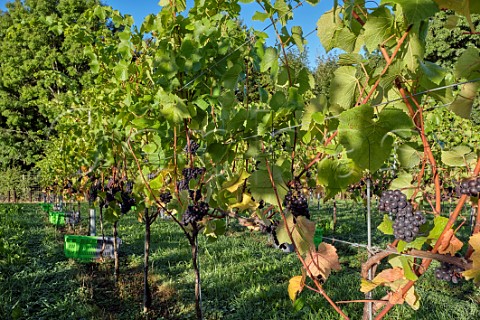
[
  {"left": 360, "top": 267, "right": 404, "bottom": 293},
  {"left": 222, "top": 170, "right": 250, "bottom": 193},
  {"left": 276, "top": 215, "right": 315, "bottom": 255},
  {"left": 437, "top": 229, "right": 464, "bottom": 256},
  {"left": 288, "top": 275, "right": 305, "bottom": 302},
  {"left": 386, "top": 279, "right": 420, "bottom": 310},
  {"left": 229, "top": 194, "right": 258, "bottom": 212},
  {"left": 304, "top": 243, "right": 341, "bottom": 281},
  {"left": 463, "top": 233, "right": 480, "bottom": 284}
]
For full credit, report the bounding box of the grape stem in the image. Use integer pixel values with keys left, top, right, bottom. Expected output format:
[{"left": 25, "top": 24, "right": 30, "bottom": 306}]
[{"left": 262, "top": 143, "right": 350, "bottom": 320}]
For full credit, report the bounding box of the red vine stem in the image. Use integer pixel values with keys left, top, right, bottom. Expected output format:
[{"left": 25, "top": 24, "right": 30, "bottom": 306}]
[
  {"left": 396, "top": 85, "right": 441, "bottom": 214},
  {"left": 263, "top": 150, "right": 349, "bottom": 319},
  {"left": 374, "top": 157, "right": 480, "bottom": 320}
]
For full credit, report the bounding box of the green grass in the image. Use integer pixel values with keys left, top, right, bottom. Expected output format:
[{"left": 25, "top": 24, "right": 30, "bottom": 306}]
[{"left": 0, "top": 202, "right": 479, "bottom": 319}]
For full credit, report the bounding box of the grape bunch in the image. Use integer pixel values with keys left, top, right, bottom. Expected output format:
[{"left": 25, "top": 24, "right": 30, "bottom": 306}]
[
  {"left": 184, "top": 140, "right": 200, "bottom": 154},
  {"left": 120, "top": 191, "right": 136, "bottom": 214},
  {"left": 160, "top": 190, "right": 172, "bottom": 204},
  {"left": 458, "top": 177, "right": 480, "bottom": 197},
  {"left": 189, "top": 189, "right": 202, "bottom": 202},
  {"left": 283, "top": 180, "right": 310, "bottom": 219},
  {"left": 177, "top": 167, "right": 206, "bottom": 191},
  {"left": 87, "top": 179, "right": 102, "bottom": 203},
  {"left": 435, "top": 261, "right": 463, "bottom": 283},
  {"left": 393, "top": 210, "right": 426, "bottom": 242},
  {"left": 181, "top": 201, "right": 209, "bottom": 226},
  {"left": 182, "top": 167, "right": 205, "bottom": 180},
  {"left": 378, "top": 190, "right": 426, "bottom": 242}
]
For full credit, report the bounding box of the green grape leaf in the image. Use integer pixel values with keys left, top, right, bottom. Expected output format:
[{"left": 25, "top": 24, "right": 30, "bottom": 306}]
[
  {"left": 335, "top": 27, "right": 357, "bottom": 53},
  {"left": 441, "top": 145, "right": 476, "bottom": 167},
  {"left": 317, "top": 158, "right": 362, "bottom": 198},
  {"left": 249, "top": 167, "right": 288, "bottom": 205},
  {"left": 382, "top": 0, "right": 439, "bottom": 24},
  {"left": 427, "top": 216, "right": 449, "bottom": 240},
  {"left": 114, "top": 60, "right": 130, "bottom": 82},
  {"left": 329, "top": 66, "right": 358, "bottom": 110},
  {"left": 222, "top": 64, "right": 242, "bottom": 90},
  {"left": 338, "top": 53, "right": 363, "bottom": 65},
  {"left": 397, "top": 143, "right": 423, "bottom": 168},
  {"left": 207, "top": 143, "right": 230, "bottom": 163},
  {"left": 363, "top": 6, "right": 395, "bottom": 53},
  {"left": 291, "top": 26, "right": 304, "bottom": 52},
  {"left": 419, "top": 60, "right": 447, "bottom": 85},
  {"left": 389, "top": 172, "right": 415, "bottom": 199},
  {"left": 378, "top": 214, "right": 394, "bottom": 235},
  {"left": 204, "top": 219, "right": 226, "bottom": 241},
  {"left": 338, "top": 105, "right": 414, "bottom": 172},
  {"left": 252, "top": 11, "right": 270, "bottom": 22},
  {"left": 389, "top": 255, "right": 419, "bottom": 281},
  {"left": 449, "top": 81, "right": 480, "bottom": 119},
  {"left": 260, "top": 47, "right": 279, "bottom": 73},
  {"left": 404, "top": 33, "right": 424, "bottom": 72},
  {"left": 222, "top": 170, "right": 251, "bottom": 193},
  {"left": 455, "top": 47, "right": 480, "bottom": 79},
  {"left": 317, "top": 10, "right": 339, "bottom": 52}
]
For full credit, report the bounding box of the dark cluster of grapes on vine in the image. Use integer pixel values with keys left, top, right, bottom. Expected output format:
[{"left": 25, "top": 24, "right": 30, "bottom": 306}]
[
  {"left": 87, "top": 174, "right": 136, "bottom": 214},
  {"left": 183, "top": 140, "right": 200, "bottom": 155},
  {"left": 283, "top": 180, "right": 310, "bottom": 220},
  {"left": 457, "top": 177, "right": 480, "bottom": 197},
  {"left": 177, "top": 160, "right": 209, "bottom": 226},
  {"left": 435, "top": 259, "right": 464, "bottom": 284},
  {"left": 378, "top": 190, "right": 426, "bottom": 243}
]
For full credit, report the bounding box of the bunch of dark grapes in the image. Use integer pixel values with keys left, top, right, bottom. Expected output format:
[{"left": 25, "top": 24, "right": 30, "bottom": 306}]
[
  {"left": 458, "top": 177, "right": 480, "bottom": 197},
  {"left": 87, "top": 179, "right": 102, "bottom": 203},
  {"left": 283, "top": 180, "right": 310, "bottom": 219},
  {"left": 104, "top": 186, "right": 121, "bottom": 208},
  {"left": 393, "top": 210, "right": 426, "bottom": 242},
  {"left": 182, "top": 167, "right": 205, "bottom": 180},
  {"left": 177, "top": 179, "right": 189, "bottom": 191},
  {"left": 189, "top": 189, "right": 202, "bottom": 202},
  {"left": 125, "top": 180, "right": 134, "bottom": 193},
  {"left": 160, "top": 191, "right": 172, "bottom": 204},
  {"left": 378, "top": 190, "right": 426, "bottom": 242},
  {"left": 378, "top": 190, "right": 408, "bottom": 215},
  {"left": 181, "top": 201, "right": 209, "bottom": 226},
  {"left": 435, "top": 261, "right": 463, "bottom": 284},
  {"left": 184, "top": 141, "right": 200, "bottom": 154},
  {"left": 120, "top": 191, "right": 135, "bottom": 214}
]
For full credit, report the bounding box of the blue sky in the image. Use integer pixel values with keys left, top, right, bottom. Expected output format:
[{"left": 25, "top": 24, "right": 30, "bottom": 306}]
[{"left": 1, "top": 0, "right": 333, "bottom": 65}]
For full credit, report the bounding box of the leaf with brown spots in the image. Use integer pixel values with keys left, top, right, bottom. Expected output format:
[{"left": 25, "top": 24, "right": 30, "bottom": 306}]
[
  {"left": 304, "top": 243, "right": 341, "bottom": 281},
  {"left": 437, "top": 229, "right": 464, "bottom": 256}
]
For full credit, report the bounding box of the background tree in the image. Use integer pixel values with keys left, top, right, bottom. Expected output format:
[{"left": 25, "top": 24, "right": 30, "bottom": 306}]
[
  {"left": 0, "top": 0, "right": 102, "bottom": 171},
  {"left": 425, "top": 10, "right": 480, "bottom": 124}
]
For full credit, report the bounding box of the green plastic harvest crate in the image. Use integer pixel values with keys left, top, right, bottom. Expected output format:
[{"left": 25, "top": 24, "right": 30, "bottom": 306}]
[
  {"left": 48, "top": 211, "right": 66, "bottom": 226},
  {"left": 64, "top": 235, "right": 99, "bottom": 262},
  {"left": 64, "top": 235, "right": 121, "bottom": 262}
]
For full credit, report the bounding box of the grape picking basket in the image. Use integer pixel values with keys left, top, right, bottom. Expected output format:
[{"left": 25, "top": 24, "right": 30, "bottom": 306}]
[
  {"left": 48, "top": 211, "right": 66, "bottom": 226},
  {"left": 64, "top": 235, "right": 122, "bottom": 262}
]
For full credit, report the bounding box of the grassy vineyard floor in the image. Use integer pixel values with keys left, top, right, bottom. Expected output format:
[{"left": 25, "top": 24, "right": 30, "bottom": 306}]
[{"left": 1, "top": 202, "right": 479, "bottom": 319}]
